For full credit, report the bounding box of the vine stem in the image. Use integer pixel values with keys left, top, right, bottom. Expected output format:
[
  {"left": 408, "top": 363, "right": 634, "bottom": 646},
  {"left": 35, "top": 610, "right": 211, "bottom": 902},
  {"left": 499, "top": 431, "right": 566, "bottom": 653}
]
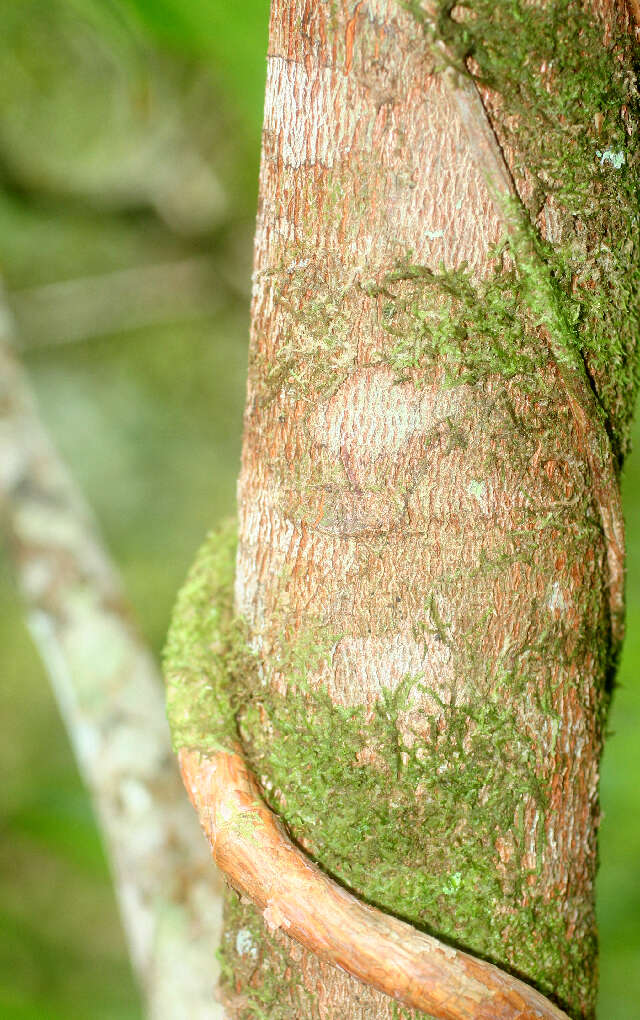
[
  {"left": 180, "top": 745, "right": 570, "bottom": 1020},
  {"left": 434, "top": 11, "right": 626, "bottom": 652}
]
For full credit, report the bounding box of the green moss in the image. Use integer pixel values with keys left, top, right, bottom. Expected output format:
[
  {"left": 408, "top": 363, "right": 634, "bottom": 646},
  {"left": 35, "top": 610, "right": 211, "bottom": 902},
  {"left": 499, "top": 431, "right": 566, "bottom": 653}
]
[
  {"left": 162, "top": 519, "right": 254, "bottom": 753},
  {"left": 164, "top": 520, "right": 604, "bottom": 1017},
  {"left": 361, "top": 253, "right": 549, "bottom": 391},
  {"left": 251, "top": 246, "right": 360, "bottom": 404},
  {"left": 238, "top": 630, "right": 598, "bottom": 1015}
]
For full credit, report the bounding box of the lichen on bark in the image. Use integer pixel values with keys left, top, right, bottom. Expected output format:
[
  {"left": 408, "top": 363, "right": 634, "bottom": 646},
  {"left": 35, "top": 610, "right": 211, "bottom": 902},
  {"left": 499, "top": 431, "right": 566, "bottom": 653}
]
[{"left": 165, "top": 1, "right": 640, "bottom": 1018}]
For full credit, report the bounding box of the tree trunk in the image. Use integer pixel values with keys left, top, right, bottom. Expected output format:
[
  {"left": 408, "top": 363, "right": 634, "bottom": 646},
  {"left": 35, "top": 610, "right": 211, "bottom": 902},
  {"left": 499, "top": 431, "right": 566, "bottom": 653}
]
[{"left": 170, "top": 2, "right": 639, "bottom": 1018}]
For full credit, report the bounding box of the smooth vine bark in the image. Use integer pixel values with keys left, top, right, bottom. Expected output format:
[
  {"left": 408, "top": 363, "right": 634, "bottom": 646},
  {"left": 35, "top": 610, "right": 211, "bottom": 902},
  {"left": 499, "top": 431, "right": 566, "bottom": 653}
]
[{"left": 166, "top": 2, "right": 639, "bottom": 1019}]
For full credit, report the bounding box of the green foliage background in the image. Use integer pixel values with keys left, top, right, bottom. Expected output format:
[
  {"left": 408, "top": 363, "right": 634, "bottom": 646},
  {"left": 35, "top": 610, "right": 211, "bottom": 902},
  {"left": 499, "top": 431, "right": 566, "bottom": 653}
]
[{"left": 0, "top": 2, "right": 637, "bottom": 1017}]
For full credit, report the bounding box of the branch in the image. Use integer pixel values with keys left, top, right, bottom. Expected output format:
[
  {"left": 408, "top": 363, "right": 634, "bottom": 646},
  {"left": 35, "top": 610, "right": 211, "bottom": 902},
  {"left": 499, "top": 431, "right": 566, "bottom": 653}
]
[
  {"left": 9, "top": 258, "right": 226, "bottom": 347},
  {"left": 0, "top": 285, "right": 226, "bottom": 1020}
]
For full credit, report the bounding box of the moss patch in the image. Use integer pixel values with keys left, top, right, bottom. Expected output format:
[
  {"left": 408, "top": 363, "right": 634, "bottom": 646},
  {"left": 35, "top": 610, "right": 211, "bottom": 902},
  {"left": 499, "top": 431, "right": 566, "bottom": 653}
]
[
  {"left": 163, "top": 519, "right": 251, "bottom": 753},
  {"left": 236, "top": 627, "right": 596, "bottom": 1016},
  {"left": 362, "top": 253, "right": 551, "bottom": 390},
  {"left": 164, "top": 522, "right": 602, "bottom": 1017}
]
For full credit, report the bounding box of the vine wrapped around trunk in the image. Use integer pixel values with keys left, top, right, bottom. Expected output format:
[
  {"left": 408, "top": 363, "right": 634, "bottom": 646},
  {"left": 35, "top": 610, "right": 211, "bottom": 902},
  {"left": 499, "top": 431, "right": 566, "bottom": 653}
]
[{"left": 165, "top": 2, "right": 639, "bottom": 1018}]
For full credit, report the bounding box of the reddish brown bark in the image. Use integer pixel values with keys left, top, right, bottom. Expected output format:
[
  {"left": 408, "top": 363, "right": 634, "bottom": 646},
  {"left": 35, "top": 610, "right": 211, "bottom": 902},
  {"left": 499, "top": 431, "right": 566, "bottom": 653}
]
[{"left": 229, "top": 3, "right": 610, "bottom": 1014}]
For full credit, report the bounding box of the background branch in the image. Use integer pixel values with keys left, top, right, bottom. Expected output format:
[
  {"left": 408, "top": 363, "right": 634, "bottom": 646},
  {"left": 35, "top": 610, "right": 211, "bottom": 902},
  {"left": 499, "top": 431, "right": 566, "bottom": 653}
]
[
  {"left": 8, "top": 259, "right": 226, "bottom": 348},
  {"left": 0, "top": 284, "right": 226, "bottom": 1020}
]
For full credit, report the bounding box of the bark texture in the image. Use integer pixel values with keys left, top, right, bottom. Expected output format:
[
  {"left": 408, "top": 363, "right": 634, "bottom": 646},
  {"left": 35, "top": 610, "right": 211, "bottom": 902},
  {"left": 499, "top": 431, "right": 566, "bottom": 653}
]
[{"left": 167, "top": 2, "right": 639, "bottom": 1019}]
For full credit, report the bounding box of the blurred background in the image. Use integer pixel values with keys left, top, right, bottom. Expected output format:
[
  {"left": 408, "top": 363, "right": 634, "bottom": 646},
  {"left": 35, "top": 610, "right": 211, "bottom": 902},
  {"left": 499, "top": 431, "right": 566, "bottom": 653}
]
[{"left": 0, "top": 2, "right": 637, "bottom": 1017}]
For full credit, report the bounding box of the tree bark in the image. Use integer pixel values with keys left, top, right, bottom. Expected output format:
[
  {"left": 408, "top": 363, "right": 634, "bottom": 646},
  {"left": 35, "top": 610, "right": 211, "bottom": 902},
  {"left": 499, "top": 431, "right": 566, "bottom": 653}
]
[{"left": 168, "top": 2, "right": 639, "bottom": 1018}]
